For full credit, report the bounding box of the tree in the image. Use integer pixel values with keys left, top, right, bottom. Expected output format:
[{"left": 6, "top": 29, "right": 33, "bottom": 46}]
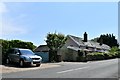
[
  {"left": 91, "top": 37, "right": 99, "bottom": 42},
  {"left": 91, "top": 34, "right": 119, "bottom": 48},
  {"left": 46, "top": 32, "right": 67, "bottom": 62}
]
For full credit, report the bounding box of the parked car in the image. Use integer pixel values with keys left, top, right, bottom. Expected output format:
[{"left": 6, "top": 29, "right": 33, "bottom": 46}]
[{"left": 6, "top": 48, "right": 42, "bottom": 67}]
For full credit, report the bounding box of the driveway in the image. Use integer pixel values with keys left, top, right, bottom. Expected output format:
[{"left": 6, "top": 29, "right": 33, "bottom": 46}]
[{"left": 1, "top": 63, "right": 61, "bottom": 73}]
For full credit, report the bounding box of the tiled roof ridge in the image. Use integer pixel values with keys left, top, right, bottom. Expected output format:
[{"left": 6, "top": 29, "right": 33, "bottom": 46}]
[
  {"left": 68, "top": 35, "right": 83, "bottom": 39},
  {"left": 68, "top": 35, "right": 81, "bottom": 46}
]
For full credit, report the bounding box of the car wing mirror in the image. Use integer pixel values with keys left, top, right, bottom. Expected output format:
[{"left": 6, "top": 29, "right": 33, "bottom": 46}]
[{"left": 16, "top": 53, "right": 20, "bottom": 55}]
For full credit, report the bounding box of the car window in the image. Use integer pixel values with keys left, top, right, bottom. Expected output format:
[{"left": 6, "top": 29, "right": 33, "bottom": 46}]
[
  {"left": 8, "top": 49, "right": 15, "bottom": 54},
  {"left": 20, "top": 49, "right": 35, "bottom": 55},
  {"left": 14, "top": 50, "right": 19, "bottom": 54}
]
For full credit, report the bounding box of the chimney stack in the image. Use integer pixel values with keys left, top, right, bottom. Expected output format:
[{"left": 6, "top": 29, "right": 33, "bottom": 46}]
[{"left": 84, "top": 32, "right": 87, "bottom": 42}]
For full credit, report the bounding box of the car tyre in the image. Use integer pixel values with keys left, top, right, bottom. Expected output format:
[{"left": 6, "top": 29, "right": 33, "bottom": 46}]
[{"left": 19, "top": 60, "right": 24, "bottom": 67}]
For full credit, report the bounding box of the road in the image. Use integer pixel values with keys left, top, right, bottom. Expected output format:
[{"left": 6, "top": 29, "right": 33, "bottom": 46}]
[{"left": 2, "top": 58, "right": 119, "bottom": 78}]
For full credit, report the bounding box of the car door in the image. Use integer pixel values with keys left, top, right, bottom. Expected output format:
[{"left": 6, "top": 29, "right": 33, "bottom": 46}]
[
  {"left": 14, "top": 49, "right": 20, "bottom": 63},
  {"left": 8, "top": 49, "right": 15, "bottom": 62}
]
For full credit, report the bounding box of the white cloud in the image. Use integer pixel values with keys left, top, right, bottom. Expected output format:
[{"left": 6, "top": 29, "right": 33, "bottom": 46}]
[
  {"left": 1, "top": 21, "right": 28, "bottom": 36},
  {"left": 0, "top": 3, "right": 28, "bottom": 37},
  {"left": 0, "top": 15, "right": 28, "bottom": 37}
]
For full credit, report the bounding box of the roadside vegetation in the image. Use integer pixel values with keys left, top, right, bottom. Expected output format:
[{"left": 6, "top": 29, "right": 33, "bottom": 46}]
[
  {"left": 77, "top": 47, "right": 120, "bottom": 62},
  {"left": 81, "top": 33, "right": 120, "bottom": 61}
]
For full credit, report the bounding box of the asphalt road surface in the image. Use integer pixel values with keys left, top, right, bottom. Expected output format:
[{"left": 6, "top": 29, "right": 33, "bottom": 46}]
[{"left": 2, "top": 58, "right": 119, "bottom": 78}]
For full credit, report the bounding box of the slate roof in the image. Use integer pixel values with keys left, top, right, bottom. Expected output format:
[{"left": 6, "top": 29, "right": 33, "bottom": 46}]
[
  {"left": 34, "top": 45, "right": 49, "bottom": 52},
  {"left": 101, "top": 44, "right": 110, "bottom": 50},
  {"left": 88, "top": 41, "right": 110, "bottom": 50},
  {"left": 68, "top": 35, "right": 85, "bottom": 46},
  {"left": 67, "top": 35, "right": 110, "bottom": 50},
  {"left": 84, "top": 41, "right": 95, "bottom": 48},
  {"left": 88, "top": 41, "right": 102, "bottom": 49},
  {"left": 67, "top": 46, "right": 92, "bottom": 51},
  {"left": 67, "top": 46, "right": 82, "bottom": 51}
]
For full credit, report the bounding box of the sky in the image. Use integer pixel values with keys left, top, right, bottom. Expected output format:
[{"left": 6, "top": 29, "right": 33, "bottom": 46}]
[{"left": 0, "top": 2, "right": 119, "bottom": 46}]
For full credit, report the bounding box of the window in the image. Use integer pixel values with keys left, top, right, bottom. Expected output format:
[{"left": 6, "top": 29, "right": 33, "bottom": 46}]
[
  {"left": 14, "top": 50, "right": 19, "bottom": 54},
  {"left": 20, "top": 49, "right": 34, "bottom": 55},
  {"left": 8, "top": 49, "right": 14, "bottom": 54}
]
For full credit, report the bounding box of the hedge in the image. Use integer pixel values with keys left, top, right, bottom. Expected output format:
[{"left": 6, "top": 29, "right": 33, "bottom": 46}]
[
  {"left": 86, "top": 52, "right": 120, "bottom": 61},
  {"left": 76, "top": 56, "right": 86, "bottom": 62}
]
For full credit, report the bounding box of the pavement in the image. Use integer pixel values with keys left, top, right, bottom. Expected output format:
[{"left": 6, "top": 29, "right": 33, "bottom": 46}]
[
  {"left": 1, "top": 63, "right": 61, "bottom": 73},
  {"left": 2, "top": 58, "right": 119, "bottom": 78}
]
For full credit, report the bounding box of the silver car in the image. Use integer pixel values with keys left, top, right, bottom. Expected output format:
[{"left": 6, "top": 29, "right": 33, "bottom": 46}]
[{"left": 6, "top": 48, "right": 42, "bottom": 67}]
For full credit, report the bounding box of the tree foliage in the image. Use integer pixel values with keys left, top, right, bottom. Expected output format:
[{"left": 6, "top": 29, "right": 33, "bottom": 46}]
[
  {"left": 46, "top": 32, "right": 67, "bottom": 62},
  {"left": 91, "top": 37, "right": 99, "bottom": 42},
  {"left": 91, "top": 34, "right": 119, "bottom": 48}
]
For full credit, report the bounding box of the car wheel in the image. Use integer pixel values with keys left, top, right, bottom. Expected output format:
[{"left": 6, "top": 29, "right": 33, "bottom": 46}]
[
  {"left": 19, "top": 60, "right": 24, "bottom": 67},
  {"left": 36, "top": 63, "right": 41, "bottom": 67},
  {"left": 6, "top": 58, "right": 10, "bottom": 64}
]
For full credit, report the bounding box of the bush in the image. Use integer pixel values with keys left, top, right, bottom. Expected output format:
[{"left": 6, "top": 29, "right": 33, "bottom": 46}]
[
  {"left": 86, "top": 52, "right": 119, "bottom": 61},
  {"left": 118, "top": 52, "right": 120, "bottom": 58},
  {"left": 108, "top": 51, "right": 120, "bottom": 59},
  {"left": 86, "top": 52, "right": 105, "bottom": 61},
  {"left": 118, "top": 49, "right": 120, "bottom": 58},
  {"left": 86, "top": 53, "right": 94, "bottom": 61},
  {"left": 94, "top": 52, "right": 104, "bottom": 60},
  {"left": 77, "top": 56, "right": 86, "bottom": 62},
  {"left": 104, "top": 53, "right": 110, "bottom": 59},
  {"left": 109, "top": 46, "right": 119, "bottom": 53},
  {"left": 77, "top": 47, "right": 120, "bottom": 61}
]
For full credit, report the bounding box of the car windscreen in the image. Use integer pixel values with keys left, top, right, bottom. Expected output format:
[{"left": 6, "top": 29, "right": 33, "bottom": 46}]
[{"left": 20, "top": 49, "right": 35, "bottom": 55}]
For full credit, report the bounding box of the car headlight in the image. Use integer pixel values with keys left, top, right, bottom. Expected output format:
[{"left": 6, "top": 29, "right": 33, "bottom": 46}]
[{"left": 40, "top": 57, "right": 42, "bottom": 61}]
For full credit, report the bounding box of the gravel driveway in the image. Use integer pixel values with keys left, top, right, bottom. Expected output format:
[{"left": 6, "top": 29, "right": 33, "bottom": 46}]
[{"left": 0, "top": 63, "right": 61, "bottom": 73}]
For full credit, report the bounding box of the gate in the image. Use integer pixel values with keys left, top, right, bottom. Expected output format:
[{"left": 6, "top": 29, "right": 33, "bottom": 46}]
[{"left": 35, "top": 52, "right": 49, "bottom": 63}]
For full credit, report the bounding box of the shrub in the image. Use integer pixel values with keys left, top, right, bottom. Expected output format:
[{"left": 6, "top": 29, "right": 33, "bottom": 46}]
[
  {"left": 86, "top": 52, "right": 119, "bottom": 61},
  {"left": 104, "top": 53, "right": 109, "bottom": 59},
  {"left": 78, "top": 47, "right": 120, "bottom": 61},
  {"left": 118, "top": 51, "right": 120, "bottom": 58},
  {"left": 109, "top": 46, "right": 119, "bottom": 53},
  {"left": 86, "top": 52, "right": 105, "bottom": 61},
  {"left": 108, "top": 52, "right": 119, "bottom": 59},
  {"left": 86, "top": 53, "right": 95, "bottom": 61},
  {"left": 76, "top": 56, "right": 86, "bottom": 62}
]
